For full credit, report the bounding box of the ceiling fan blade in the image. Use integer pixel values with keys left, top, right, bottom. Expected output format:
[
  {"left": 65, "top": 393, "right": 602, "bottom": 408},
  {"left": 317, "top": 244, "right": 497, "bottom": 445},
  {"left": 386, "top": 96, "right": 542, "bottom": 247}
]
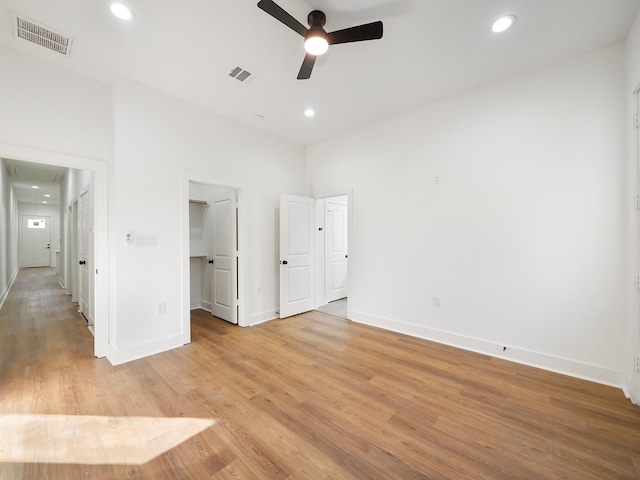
[
  {"left": 257, "top": 0, "right": 308, "bottom": 37},
  {"left": 297, "top": 53, "right": 317, "bottom": 80},
  {"left": 327, "top": 21, "right": 383, "bottom": 45}
]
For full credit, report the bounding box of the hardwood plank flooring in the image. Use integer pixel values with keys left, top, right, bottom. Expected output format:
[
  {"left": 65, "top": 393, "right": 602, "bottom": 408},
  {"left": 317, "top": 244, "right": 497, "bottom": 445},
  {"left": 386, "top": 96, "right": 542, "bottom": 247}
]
[{"left": 1, "top": 267, "right": 639, "bottom": 479}]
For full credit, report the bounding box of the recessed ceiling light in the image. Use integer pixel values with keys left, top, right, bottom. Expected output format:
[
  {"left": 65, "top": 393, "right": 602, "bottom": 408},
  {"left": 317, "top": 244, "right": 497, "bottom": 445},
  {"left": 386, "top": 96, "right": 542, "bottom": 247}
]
[
  {"left": 109, "top": 2, "right": 135, "bottom": 21},
  {"left": 44, "top": 194, "right": 51, "bottom": 197},
  {"left": 42, "top": 201, "right": 48, "bottom": 204},
  {"left": 491, "top": 15, "right": 517, "bottom": 33},
  {"left": 31, "top": 185, "right": 39, "bottom": 189},
  {"left": 304, "top": 109, "right": 315, "bottom": 118}
]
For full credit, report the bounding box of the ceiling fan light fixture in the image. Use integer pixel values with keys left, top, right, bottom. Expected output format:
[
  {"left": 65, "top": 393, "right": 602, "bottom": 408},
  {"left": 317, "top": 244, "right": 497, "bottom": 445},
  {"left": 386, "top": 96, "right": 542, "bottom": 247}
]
[
  {"left": 491, "top": 15, "right": 516, "bottom": 33},
  {"left": 304, "top": 34, "right": 328, "bottom": 56}
]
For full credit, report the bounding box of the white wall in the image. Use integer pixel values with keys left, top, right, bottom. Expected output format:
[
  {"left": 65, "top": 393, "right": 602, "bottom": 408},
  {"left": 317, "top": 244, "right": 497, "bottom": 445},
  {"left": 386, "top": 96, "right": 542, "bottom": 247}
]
[
  {"left": 625, "top": 9, "right": 640, "bottom": 404},
  {"left": 0, "top": 159, "right": 19, "bottom": 308},
  {"left": 0, "top": 43, "right": 107, "bottom": 306},
  {"left": 0, "top": 46, "right": 111, "bottom": 161},
  {"left": 111, "top": 77, "right": 305, "bottom": 363},
  {"left": 307, "top": 43, "right": 628, "bottom": 388},
  {"left": 0, "top": 47, "right": 306, "bottom": 365}
]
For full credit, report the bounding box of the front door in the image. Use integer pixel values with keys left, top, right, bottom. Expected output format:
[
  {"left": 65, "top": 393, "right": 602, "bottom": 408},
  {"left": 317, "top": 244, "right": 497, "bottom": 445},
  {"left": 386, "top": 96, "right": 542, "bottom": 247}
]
[
  {"left": 211, "top": 189, "right": 237, "bottom": 324},
  {"left": 280, "top": 194, "right": 315, "bottom": 318},
  {"left": 20, "top": 215, "right": 51, "bottom": 267}
]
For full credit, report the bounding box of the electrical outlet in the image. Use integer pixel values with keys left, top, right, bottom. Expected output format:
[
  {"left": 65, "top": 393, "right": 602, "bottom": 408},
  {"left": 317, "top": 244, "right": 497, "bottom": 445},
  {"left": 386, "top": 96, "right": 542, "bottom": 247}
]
[
  {"left": 156, "top": 302, "right": 167, "bottom": 315},
  {"left": 433, "top": 295, "right": 441, "bottom": 307}
]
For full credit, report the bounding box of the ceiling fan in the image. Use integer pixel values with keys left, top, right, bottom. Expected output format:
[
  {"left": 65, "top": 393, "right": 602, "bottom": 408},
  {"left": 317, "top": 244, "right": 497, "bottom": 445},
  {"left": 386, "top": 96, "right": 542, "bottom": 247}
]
[{"left": 257, "top": 0, "right": 384, "bottom": 80}]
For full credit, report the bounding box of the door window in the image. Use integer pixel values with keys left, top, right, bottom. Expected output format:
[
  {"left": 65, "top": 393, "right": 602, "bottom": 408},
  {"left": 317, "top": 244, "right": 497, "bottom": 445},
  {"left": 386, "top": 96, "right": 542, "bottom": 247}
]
[{"left": 27, "top": 219, "right": 46, "bottom": 229}]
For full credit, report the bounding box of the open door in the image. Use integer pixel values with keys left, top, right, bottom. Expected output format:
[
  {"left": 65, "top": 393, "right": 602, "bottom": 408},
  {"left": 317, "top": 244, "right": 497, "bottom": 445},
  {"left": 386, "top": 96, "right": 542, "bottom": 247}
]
[
  {"left": 78, "top": 188, "right": 92, "bottom": 326},
  {"left": 325, "top": 197, "right": 348, "bottom": 302},
  {"left": 210, "top": 189, "right": 238, "bottom": 324},
  {"left": 280, "top": 194, "right": 315, "bottom": 318},
  {"left": 68, "top": 201, "right": 79, "bottom": 304}
]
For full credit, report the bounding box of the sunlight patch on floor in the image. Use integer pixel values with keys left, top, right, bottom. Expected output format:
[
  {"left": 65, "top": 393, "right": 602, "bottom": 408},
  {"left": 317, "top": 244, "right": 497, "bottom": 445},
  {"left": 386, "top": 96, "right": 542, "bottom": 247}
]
[{"left": 0, "top": 414, "right": 216, "bottom": 465}]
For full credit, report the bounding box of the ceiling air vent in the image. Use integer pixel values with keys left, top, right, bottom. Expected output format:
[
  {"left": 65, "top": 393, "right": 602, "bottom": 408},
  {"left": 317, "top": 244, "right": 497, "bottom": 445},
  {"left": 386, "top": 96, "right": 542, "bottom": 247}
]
[
  {"left": 228, "top": 65, "right": 258, "bottom": 85},
  {"left": 12, "top": 13, "right": 73, "bottom": 57}
]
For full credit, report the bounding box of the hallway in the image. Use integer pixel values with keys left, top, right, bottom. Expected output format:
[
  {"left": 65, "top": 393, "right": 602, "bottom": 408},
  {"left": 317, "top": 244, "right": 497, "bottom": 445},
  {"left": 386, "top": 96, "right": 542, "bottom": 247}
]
[{"left": 0, "top": 267, "right": 93, "bottom": 366}]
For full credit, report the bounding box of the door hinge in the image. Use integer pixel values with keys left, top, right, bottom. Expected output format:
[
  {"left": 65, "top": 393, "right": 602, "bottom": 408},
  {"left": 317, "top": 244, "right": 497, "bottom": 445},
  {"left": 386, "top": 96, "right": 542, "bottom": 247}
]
[
  {"left": 636, "top": 194, "right": 640, "bottom": 210},
  {"left": 636, "top": 356, "right": 640, "bottom": 372},
  {"left": 636, "top": 275, "right": 640, "bottom": 291},
  {"left": 635, "top": 113, "right": 639, "bottom": 129}
]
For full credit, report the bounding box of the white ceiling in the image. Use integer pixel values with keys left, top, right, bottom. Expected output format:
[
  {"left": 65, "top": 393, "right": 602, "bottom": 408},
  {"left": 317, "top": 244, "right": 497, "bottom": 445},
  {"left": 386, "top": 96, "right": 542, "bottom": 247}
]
[
  {"left": 3, "top": 158, "right": 65, "bottom": 206},
  {"left": 0, "top": 0, "right": 638, "bottom": 147}
]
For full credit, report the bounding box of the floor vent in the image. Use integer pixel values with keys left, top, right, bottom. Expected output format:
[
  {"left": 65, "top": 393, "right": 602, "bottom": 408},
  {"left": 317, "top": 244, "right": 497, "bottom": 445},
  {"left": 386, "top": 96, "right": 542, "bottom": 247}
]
[
  {"left": 12, "top": 14, "right": 73, "bottom": 57},
  {"left": 228, "top": 66, "right": 257, "bottom": 85}
]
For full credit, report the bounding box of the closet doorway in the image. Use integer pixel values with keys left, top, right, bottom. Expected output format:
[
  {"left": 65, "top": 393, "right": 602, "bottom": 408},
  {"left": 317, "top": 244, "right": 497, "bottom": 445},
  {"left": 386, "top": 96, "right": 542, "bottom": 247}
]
[{"left": 188, "top": 182, "right": 240, "bottom": 326}]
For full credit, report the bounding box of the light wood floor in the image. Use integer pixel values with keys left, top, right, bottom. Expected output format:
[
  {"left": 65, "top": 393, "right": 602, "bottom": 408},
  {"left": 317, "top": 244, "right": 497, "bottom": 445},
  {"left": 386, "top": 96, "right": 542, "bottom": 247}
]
[{"left": 1, "top": 268, "right": 639, "bottom": 479}]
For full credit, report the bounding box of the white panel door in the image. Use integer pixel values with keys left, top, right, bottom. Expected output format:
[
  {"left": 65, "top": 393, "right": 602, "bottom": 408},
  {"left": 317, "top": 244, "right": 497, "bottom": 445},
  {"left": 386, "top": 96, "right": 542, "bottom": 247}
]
[
  {"left": 280, "top": 194, "right": 315, "bottom": 318},
  {"left": 20, "top": 215, "right": 51, "bottom": 267},
  {"left": 69, "top": 202, "right": 79, "bottom": 303},
  {"left": 78, "top": 189, "right": 92, "bottom": 325},
  {"left": 325, "top": 200, "right": 348, "bottom": 302},
  {"left": 211, "top": 190, "right": 237, "bottom": 324}
]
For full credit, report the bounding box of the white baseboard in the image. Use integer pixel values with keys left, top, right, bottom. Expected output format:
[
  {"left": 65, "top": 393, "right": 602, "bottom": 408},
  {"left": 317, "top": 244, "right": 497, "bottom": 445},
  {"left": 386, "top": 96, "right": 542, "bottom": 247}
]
[
  {"left": 190, "top": 300, "right": 211, "bottom": 311},
  {"left": 0, "top": 267, "right": 19, "bottom": 311},
  {"left": 107, "top": 334, "right": 184, "bottom": 366},
  {"left": 352, "top": 311, "right": 626, "bottom": 390},
  {"left": 247, "top": 310, "right": 277, "bottom": 326}
]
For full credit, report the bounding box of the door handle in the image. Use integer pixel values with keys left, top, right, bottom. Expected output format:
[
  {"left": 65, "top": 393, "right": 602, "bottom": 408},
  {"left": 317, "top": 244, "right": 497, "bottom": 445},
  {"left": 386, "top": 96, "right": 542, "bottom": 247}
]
[
  {"left": 345, "top": 255, "right": 348, "bottom": 258},
  {"left": 79, "top": 260, "right": 86, "bottom": 265},
  {"left": 281, "top": 260, "right": 288, "bottom": 265},
  {"left": 208, "top": 259, "right": 214, "bottom": 264},
  {"left": 47, "top": 244, "right": 50, "bottom": 249}
]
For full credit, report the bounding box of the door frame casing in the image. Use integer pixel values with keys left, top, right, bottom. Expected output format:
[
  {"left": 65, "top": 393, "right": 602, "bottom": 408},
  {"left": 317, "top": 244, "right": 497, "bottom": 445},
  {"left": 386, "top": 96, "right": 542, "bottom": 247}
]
[{"left": 0, "top": 142, "right": 109, "bottom": 359}]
